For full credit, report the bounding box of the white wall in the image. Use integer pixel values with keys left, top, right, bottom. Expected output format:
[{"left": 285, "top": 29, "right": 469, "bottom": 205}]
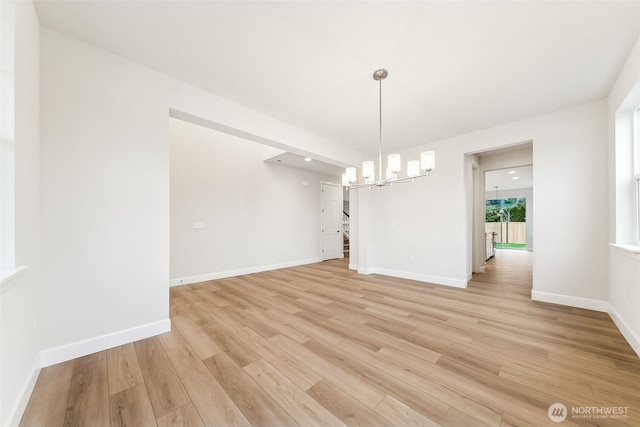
[
  {"left": 609, "top": 248, "right": 640, "bottom": 356},
  {"left": 40, "top": 29, "right": 173, "bottom": 364},
  {"left": 354, "top": 151, "right": 470, "bottom": 287},
  {"left": 0, "top": 1, "right": 41, "bottom": 426},
  {"left": 355, "top": 100, "right": 609, "bottom": 309},
  {"left": 607, "top": 32, "right": 640, "bottom": 356},
  {"left": 169, "top": 118, "right": 336, "bottom": 284},
  {"left": 532, "top": 102, "right": 608, "bottom": 310}
]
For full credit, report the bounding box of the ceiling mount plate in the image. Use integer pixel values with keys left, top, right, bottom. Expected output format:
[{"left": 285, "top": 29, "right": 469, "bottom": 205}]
[{"left": 373, "top": 69, "right": 388, "bottom": 80}]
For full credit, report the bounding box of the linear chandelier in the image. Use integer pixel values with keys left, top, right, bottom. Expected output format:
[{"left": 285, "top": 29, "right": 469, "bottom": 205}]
[{"left": 342, "top": 69, "right": 435, "bottom": 190}]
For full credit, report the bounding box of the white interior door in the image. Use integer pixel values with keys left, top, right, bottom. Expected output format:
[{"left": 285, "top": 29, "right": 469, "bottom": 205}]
[{"left": 321, "top": 181, "right": 343, "bottom": 260}]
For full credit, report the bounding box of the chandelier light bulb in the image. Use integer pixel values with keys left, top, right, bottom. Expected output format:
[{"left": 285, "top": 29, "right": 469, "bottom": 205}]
[
  {"left": 421, "top": 151, "right": 435, "bottom": 172},
  {"left": 388, "top": 154, "right": 401, "bottom": 174},
  {"left": 407, "top": 160, "right": 420, "bottom": 177},
  {"left": 362, "top": 161, "right": 375, "bottom": 181},
  {"left": 346, "top": 167, "right": 357, "bottom": 183}
]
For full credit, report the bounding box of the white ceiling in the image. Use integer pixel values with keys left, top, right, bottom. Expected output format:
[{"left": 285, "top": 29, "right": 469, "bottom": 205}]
[
  {"left": 265, "top": 152, "right": 345, "bottom": 178},
  {"left": 34, "top": 1, "right": 640, "bottom": 158},
  {"left": 485, "top": 165, "right": 533, "bottom": 193}
]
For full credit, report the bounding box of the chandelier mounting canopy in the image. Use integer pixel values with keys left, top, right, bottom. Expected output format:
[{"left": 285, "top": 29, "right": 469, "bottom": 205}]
[{"left": 373, "top": 69, "right": 388, "bottom": 80}]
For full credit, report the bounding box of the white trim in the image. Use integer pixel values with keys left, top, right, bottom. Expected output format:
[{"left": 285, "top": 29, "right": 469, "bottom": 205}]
[
  {"left": 358, "top": 267, "right": 468, "bottom": 288},
  {"left": 635, "top": 173, "right": 640, "bottom": 245},
  {"left": 6, "top": 357, "right": 40, "bottom": 427},
  {"left": 170, "top": 257, "right": 322, "bottom": 286},
  {"left": 348, "top": 262, "right": 358, "bottom": 271},
  {"left": 531, "top": 290, "right": 608, "bottom": 312},
  {"left": 0, "top": 265, "right": 26, "bottom": 294},
  {"left": 610, "top": 243, "right": 640, "bottom": 261},
  {"left": 634, "top": 105, "right": 640, "bottom": 245},
  {"left": 356, "top": 267, "right": 374, "bottom": 275},
  {"left": 464, "top": 272, "right": 473, "bottom": 283},
  {"left": 40, "top": 319, "right": 171, "bottom": 367},
  {"left": 608, "top": 304, "right": 640, "bottom": 358}
]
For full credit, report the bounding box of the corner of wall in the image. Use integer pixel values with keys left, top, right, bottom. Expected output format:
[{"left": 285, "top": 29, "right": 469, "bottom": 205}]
[
  {"left": 170, "top": 257, "right": 322, "bottom": 287},
  {"left": 368, "top": 268, "right": 469, "bottom": 289},
  {"left": 6, "top": 358, "right": 40, "bottom": 427},
  {"left": 40, "top": 319, "right": 171, "bottom": 368},
  {"left": 531, "top": 290, "right": 609, "bottom": 312},
  {"left": 608, "top": 304, "right": 640, "bottom": 358}
]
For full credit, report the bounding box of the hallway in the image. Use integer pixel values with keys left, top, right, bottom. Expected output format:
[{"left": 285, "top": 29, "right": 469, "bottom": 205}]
[{"left": 472, "top": 248, "right": 533, "bottom": 290}]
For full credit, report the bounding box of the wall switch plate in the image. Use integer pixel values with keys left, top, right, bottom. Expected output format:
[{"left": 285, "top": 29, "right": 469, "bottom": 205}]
[{"left": 194, "top": 221, "right": 205, "bottom": 229}]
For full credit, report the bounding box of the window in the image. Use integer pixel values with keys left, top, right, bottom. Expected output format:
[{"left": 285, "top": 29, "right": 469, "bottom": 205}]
[
  {"left": 636, "top": 173, "right": 640, "bottom": 244},
  {"left": 614, "top": 84, "right": 640, "bottom": 248}
]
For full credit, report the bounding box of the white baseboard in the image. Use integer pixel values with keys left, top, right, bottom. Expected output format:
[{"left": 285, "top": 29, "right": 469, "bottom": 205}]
[
  {"left": 170, "top": 257, "right": 322, "bottom": 286},
  {"left": 6, "top": 356, "right": 40, "bottom": 427},
  {"left": 357, "top": 267, "right": 468, "bottom": 288},
  {"left": 531, "top": 290, "right": 608, "bottom": 312},
  {"left": 40, "top": 318, "right": 171, "bottom": 367},
  {"left": 357, "top": 266, "right": 374, "bottom": 275},
  {"left": 608, "top": 304, "right": 640, "bottom": 358}
]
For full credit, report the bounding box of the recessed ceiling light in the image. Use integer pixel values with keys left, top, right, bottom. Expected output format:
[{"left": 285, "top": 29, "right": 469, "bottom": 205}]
[
  {"left": 512, "top": 176, "right": 519, "bottom": 180},
  {"left": 304, "top": 157, "right": 312, "bottom": 162},
  {"left": 508, "top": 170, "right": 517, "bottom": 174}
]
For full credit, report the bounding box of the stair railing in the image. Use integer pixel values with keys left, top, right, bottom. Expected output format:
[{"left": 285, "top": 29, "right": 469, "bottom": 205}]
[{"left": 343, "top": 211, "right": 350, "bottom": 239}]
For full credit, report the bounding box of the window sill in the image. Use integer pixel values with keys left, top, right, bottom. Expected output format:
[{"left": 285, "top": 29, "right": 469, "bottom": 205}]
[
  {"left": 611, "top": 243, "right": 640, "bottom": 253},
  {"left": 0, "top": 265, "right": 27, "bottom": 294},
  {"left": 611, "top": 244, "right": 640, "bottom": 262}
]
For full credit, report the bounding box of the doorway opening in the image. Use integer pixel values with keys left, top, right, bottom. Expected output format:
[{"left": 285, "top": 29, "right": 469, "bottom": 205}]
[
  {"left": 321, "top": 181, "right": 344, "bottom": 261},
  {"left": 468, "top": 142, "right": 533, "bottom": 281}
]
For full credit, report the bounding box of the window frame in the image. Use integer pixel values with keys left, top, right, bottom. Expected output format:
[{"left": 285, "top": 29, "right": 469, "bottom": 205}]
[
  {"left": 634, "top": 107, "right": 640, "bottom": 246},
  {"left": 636, "top": 174, "right": 640, "bottom": 245}
]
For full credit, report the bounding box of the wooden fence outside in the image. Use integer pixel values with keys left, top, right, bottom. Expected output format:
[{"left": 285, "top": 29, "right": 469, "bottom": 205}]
[{"left": 485, "top": 222, "right": 526, "bottom": 244}]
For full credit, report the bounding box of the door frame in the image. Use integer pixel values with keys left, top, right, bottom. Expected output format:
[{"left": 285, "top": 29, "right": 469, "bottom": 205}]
[{"left": 320, "top": 181, "right": 344, "bottom": 260}]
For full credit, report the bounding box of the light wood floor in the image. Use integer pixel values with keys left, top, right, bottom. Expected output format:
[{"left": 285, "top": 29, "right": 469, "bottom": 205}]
[{"left": 20, "top": 250, "right": 640, "bottom": 426}]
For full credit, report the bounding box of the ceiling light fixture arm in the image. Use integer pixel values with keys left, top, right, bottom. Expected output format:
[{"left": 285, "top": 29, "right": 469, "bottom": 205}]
[{"left": 346, "top": 171, "right": 432, "bottom": 190}]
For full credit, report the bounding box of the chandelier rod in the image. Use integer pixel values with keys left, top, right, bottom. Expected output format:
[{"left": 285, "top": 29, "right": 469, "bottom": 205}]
[{"left": 378, "top": 71, "right": 383, "bottom": 183}]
